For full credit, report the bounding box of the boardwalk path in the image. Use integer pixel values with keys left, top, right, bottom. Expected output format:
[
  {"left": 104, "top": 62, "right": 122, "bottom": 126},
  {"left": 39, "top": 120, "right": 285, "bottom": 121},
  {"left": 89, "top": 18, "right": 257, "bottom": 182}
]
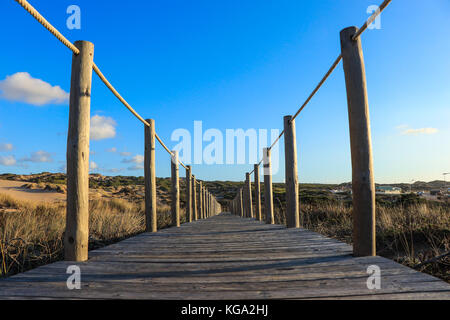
[{"left": 1, "top": 213, "right": 449, "bottom": 299}]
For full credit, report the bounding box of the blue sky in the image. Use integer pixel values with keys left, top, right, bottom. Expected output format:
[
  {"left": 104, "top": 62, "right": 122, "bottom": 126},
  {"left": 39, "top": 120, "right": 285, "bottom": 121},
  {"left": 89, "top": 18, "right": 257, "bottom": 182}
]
[{"left": 0, "top": 0, "right": 449, "bottom": 183}]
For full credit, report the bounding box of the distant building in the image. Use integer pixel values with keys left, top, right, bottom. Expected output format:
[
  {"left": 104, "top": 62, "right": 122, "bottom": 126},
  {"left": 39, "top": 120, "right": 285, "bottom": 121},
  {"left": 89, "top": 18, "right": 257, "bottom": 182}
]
[
  {"left": 430, "top": 190, "right": 441, "bottom": 196},
  {"left": 376, "top": 186, "right": 402, "bottom": 194}
]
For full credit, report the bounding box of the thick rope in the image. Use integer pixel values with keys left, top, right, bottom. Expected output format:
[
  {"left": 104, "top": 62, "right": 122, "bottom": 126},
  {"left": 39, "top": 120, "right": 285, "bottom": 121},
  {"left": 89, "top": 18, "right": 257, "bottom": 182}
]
[
  {"left": 15, "top": 0, "right": 80, "bottom": 55},
  {"left": 353, "top": 0, "right": 392, "bottom": 40},
  {"left": 291, "top": 54, "right": 342, "bottom": 121},
  {"left": 92, "top": 64, "right": 149, "bottom": 127},
  {"left": 266, "top": 0, "right": 391, "bottom": 152},
  {"left": 14, "top": 0, "right": 189, "bottom": 168},
  {"left": 14, "top": 0, "right": 392, "bottom": 184}
]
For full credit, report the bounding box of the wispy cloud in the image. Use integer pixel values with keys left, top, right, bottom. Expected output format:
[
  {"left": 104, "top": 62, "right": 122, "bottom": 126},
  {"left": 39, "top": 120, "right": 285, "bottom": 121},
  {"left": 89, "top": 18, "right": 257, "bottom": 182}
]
[
  {"left": 121, "top": 154, "right": 144, "bottom": 171},
  {"left": 90, "top": 115, "right": 117, "bottom": 140},
  {"left": 0, "top": 155, "right": 16, "bottom": 166},
  {"left": 0, "top": 143, "right": 13, "bottom": 152},
  {"left": 106, "top": 147, "right": 117, "bottom": 153},
  {"left": 401, "top": 127, "right": 438, "bottom": 135},
  {"left": 122, "top": 154, "right": 144, "bottom": 164},
  {"left": 20, "top": 150, "right": 53, "bottom": 163},
  {"left": 89, "top": 161, "right": 98, "bottom": 171},
  {"left": 0, "top": 72, "right": 69, "bottom": 106},
  {"left": 120, "top": 151, "right": 131, "bottom": 157},
  {"left": 127, "top": 164, "right": 144, "bottom": 171}
]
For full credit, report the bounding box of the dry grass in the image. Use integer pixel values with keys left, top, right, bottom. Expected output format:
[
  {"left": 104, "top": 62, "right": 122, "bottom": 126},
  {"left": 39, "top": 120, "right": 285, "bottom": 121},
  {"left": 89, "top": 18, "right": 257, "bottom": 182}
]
[
  {"left": 272, "top": 201, "right": 450, "bottom": 282},
  {"left": 0, "top": 194, "right": 185, "bottom": 277}
]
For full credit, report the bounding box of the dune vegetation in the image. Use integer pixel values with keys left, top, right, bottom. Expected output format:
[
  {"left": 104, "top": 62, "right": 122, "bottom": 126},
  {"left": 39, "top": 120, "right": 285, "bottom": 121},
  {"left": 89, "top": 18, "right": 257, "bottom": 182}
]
[{"left": 0, "top": 194, "right": 185, "bottom": 277}]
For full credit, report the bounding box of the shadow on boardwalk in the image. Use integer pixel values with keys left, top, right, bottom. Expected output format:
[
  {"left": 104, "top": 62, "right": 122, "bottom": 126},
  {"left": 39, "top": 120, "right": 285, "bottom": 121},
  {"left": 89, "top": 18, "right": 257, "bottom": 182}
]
[{"left": 1, "top": 213, "right": 449, "bottom": 300}]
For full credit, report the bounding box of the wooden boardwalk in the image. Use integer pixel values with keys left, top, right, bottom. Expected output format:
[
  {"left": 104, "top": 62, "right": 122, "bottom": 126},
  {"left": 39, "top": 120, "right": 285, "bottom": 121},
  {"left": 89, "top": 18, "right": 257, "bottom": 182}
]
[{"left": 1, "top": 213, "right": 449, "bottom": 300}]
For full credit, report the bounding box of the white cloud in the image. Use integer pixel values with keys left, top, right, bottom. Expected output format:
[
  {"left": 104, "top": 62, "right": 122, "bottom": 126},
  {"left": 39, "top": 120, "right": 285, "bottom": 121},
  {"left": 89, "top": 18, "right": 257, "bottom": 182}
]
[
  {"left": 127, "top": 164, "right": 144, "bottom": 171},
  {"left": 89, "top": 161, "right": 98, "bottom": 171},
  {"left": 0, "top": 72, "right": 69, "bottom": 106},
  {"left": 120, "top": 151, "right": 131, "bottom": 157},
  {"left": 21, "top": 150, "right": 53, "bottom": 163},
  {"left": 0, "top": 155, "right": 16, "bottom": 166},
  {"left": 90, "top": 115, "right": 117, "bottom": 140},
  {"left": 106, "top": 147, "right": 117, "bottom": 153},
  {"left": 0, "top": 143, "right": 13, "bottom": 152},
  {"left": 401, "top": 127, "right": 438, "bottom": 135},
  {"left": 122, "top": 154, "right": 144, "bottom": 164}
]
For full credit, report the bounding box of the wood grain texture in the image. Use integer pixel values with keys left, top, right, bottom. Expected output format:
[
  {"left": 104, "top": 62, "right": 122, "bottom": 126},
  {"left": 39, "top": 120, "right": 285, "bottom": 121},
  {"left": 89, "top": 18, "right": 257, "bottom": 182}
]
[
  {"left": 263, "top": 147, "right": 274, "bottom": 224},
  {"left": 144, "top": 119, "right": 157, "bottom": 232},
  {"left": 1, "top": 213, "right": 449, "bottom": 300},
  {"left": 340, "top": 26, "right": 376, "bottom": 257},
  {"left": 65, "top": 40, "right": 94, "bottom": 262},
  {"left": 254, "top": 164, "right": 262, "bottom": 221},
  {"left": 170, "top": 151, "right": 180, "bottom": 227},
  {"left": 283, "top": 115, "right": 300, "bottom": 228}
]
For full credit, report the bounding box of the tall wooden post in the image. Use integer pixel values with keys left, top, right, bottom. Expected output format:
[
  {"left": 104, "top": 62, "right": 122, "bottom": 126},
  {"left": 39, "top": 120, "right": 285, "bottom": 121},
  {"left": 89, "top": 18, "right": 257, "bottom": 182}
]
[
  {"left": 204, "top": 189, "right": 208, "bottom": 218},
  {"left": 144, "top": 119, "right": 157, "bottom": 233},
  {"left": 186, "top": 166, "right": 192, "bottom": 222},
  {"left": 171, "top": 151, "right": 180, "bottom": 227},
  {"left": 245, "top": 172, "right": 253, "bottom": 218},
  {"left": 263, "top": 147, "right": 274, "bottom": 224},
  {"left": 203, "top": 188, "right": 207, "bottom": 219},
  {"left": 65, "top": 40, "right": 94, "bottom": 262},
  {"left": 192, "top": 176, "right": 197, "bottom": 221},
  {"left": 284, "top": 115, "right": 300, "bottom": 228},
  {"left": 208, "top": 191, "right": 211, "bottom": 218},
  {"left": 340, "top": 26, "right": 376, "bottom": 257},
  {"left": 243, "top": 177, "right": 248, "bottom": 217},
  {"left": 209, "top": 193, "right": 211, "bottom": 217},
  {"left": 199, "top": 182, "right": 203, "bottom": 220},
  {"left": 254, "top": 164, "right": 262, "bottom": 221},
  {"left": 239, "top": 188, "right": 244, "bottom": 217}
]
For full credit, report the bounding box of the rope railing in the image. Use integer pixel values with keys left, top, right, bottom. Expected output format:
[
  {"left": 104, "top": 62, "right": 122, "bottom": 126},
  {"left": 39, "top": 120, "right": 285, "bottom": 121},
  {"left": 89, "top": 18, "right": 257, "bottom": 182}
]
[
  {"left": 13, "top": 0, "right": 221, "bottom": 262},
  {"left": 353, "top": 0, "right": 392, "bottom": 40},
  {"left": 13, "top": 0, "right": 192, "bottom": 168},
  {"left": 232, "top": 0, "right": 393, "bottom": 258},
  {"left": 263, "top": 0, "right": 392, "bottom": 154}
]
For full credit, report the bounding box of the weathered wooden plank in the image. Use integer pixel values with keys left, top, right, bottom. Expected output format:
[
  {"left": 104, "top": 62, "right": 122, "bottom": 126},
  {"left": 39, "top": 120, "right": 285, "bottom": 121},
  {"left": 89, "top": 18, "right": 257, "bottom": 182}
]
[{"left": 0, "top": 213, "right": 449, "bottom": 300}]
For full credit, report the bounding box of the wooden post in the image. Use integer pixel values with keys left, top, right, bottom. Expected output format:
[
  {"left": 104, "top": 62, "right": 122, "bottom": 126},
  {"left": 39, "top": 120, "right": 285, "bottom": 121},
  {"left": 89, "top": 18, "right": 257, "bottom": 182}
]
[
  {"left": 340, "top": 26, "right": 376, "bottom": 257},
  {"left": 65, "top": 40, "right": 94, "bottom": 262},
  {"left": 171, "top": 151, "right": 180, "bottom": 227},
  {"left": 254, "top": 164, "right": 262, "bottom": 221},
  {"left": 245, "top": 172, "right": 253, "bottom": 218},
  {"left": 208, "top": 192, "right": 211, "bottom": 217},
  {"left": 207, "top": 191, "right": 210, "bottom": 218},
  {"left": 199, "top": 182, "right": 203, "bottom": 220},
  {"left": 203, "top": 188, "right": 207, "bottom": 219},
  {"left": 239, "top": 188, "right": 244, "bottom": 217},
  {"left": 186, "top": 166, "right": 192, "bottom": 222},
  {"left": 204, "top": 189, "right": 208, "bottom": 218},
  {"left": 284, "top": 115, "right": 300, "bottom": 228},
  {"left": 144, "top": 119, "right": 157, "bottom": 233},
  {"left": 243, "top": 177, "right": 248, "bottom": 217},
  {"left": 192, "top": 176, "right": 197, "bottom": 221},
  {"left": 263, "top": 147, "right": 274, "bottom": 224}
]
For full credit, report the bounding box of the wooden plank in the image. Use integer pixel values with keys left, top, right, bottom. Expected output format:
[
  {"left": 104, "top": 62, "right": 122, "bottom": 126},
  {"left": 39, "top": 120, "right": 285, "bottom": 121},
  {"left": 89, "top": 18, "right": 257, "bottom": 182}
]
[{"left": 0, "top": 213, "right": 449, "bottom": 300}]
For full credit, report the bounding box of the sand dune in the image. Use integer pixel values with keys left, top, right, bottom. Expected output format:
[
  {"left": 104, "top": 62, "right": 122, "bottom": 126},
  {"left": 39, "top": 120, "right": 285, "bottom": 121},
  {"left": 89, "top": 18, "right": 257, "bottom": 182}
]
[{"left": 0, "top": 179, "right": 65, "bottom": 203}]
